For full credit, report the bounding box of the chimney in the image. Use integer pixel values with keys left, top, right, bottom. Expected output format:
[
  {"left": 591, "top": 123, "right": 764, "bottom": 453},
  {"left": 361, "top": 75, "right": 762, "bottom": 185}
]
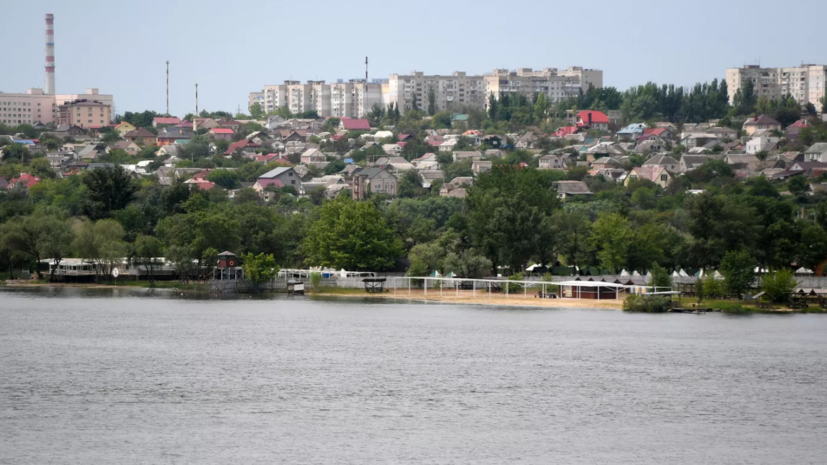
[
  {"left": 588, "top": 112, "right": 592, "bottom": 125},
  {"left": 45, "top": 14, "right": 55, "bottom": 94}
]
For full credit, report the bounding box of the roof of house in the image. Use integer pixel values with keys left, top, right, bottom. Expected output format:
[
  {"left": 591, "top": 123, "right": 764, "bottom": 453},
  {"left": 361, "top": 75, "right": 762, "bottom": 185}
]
[
  {"left": 10, "top": 173, "right": 40, "bottom": 189},
  {"left": 110, "top": 140, "right": 135, "bottom": 150},
  {"left": 593, "top": 156, "right": 621, "bottom": 166},
  {"left": 553, "top": 180, "right": 592, "bottom": 194},
  {"left": 629, "top": 166, "right": 668, "bottom": 182},
  {"left": 644, "top": 154, "right": 679, "bottom": 166},
  {"left": 805, "top": 143, "right": 827, "bottom": 154},
  {"left": 158, "top": 127, "right": 192, "bottom": 138},
  {"left": 552, "top": 126, "right": 579, "bottom": 138},
  {"left": 225, "top": 139, "right": 259, "bottom": 154},
  {"left": 643, "top": 128, "right": 668, "bottom": 137},
  {"left": 744, "top": 114, "right": 781, "bottom": 126},
  {"left": 340, "top": 117, "right": 371, "bottom": 131},
  {"left": 789, "top": 119, "right": 811, "bottom": 129},
  {"left": 577, "top": 110, "right": 610, "bottom": 126},
  {"left": 259, "top": 167, "right": 294, "bottom": 179},
  {"left": 454, "top": 151, "right": 483, "bottom": 159},
  {"left": 354, "top": 167, "right": 393, "bottom": 179},
  {"left": 210, "top": 128, "right": 235, "bottom": 134},
  {"left": 125, "top": 128, "right": 155, "bottom": 138},
  {"left": 153, "top": 117, "right": 181, "bottom": 125}
]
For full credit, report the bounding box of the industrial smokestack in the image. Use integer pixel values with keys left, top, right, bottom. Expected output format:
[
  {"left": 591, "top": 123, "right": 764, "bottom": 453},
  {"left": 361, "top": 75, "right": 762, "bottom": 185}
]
[{"left": 45, "top": 14, "right": 55, "bottom": 94}]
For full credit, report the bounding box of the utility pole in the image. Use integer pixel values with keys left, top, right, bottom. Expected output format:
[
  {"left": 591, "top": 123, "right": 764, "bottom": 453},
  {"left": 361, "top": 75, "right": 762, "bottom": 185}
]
[{"left": 195, "top": 83, "right": 199, "bottom": 116}]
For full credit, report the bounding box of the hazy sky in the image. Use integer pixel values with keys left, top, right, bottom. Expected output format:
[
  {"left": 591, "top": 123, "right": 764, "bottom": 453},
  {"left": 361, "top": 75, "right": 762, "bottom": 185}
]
[{"left": 1, "top": 0, "right": 825, "bottom": 118}]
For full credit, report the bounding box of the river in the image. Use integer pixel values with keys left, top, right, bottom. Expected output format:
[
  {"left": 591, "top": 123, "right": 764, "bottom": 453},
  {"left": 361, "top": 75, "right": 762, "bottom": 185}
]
[{"left": 1, "top": 287, "right": 826, "bottom": 464}]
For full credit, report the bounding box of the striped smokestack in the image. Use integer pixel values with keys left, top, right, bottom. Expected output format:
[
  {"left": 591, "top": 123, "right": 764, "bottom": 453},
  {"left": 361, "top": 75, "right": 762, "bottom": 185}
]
[{"left": 45, "top": 13, "right": 55, "bottom": 94}]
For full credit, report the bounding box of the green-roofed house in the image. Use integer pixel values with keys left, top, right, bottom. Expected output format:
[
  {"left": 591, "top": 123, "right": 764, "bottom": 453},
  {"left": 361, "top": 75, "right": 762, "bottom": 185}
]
[{"left": 451, "top": 114, "right": 468, "bottom": 128}]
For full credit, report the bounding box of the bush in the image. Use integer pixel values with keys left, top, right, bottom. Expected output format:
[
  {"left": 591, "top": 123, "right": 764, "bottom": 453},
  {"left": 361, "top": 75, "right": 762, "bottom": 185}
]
[
  {"left": 507, "top": 272, "right": 524, "bottom": 294},
  {"left": 309, "top": 272, "right": 322, "bottom": 290},
  {"left": 760, "top": 269, "right": 797, "bottom": 303},
  {"left": 702, "top": 275, "right": 726, "bottom": 298},
  {"left": 623, "top": 294, "right": 672, "bottom": 312}
]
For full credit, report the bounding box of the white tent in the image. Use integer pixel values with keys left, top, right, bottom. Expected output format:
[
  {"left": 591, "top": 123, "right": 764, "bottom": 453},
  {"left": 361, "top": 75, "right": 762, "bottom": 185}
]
[
  {"left": 679, "top": 269, "right": 689, "bottom": 277},
  {"left": 620, "top": 269, "right": 630, "bottom": 277},
  {"left": 632, "top": 271, "right": 641, "bottom": 277}
]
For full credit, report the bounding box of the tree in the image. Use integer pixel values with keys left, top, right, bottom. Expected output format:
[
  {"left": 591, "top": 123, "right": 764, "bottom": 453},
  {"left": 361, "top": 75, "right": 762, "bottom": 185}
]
[
  {"left": 1, "top": 144, "right": 29, "bottom": 162},
  {"left": 83, "top": 166, "right": 137, "bottom": 219},
  {"left": 397, "top": 170, "right": 426, "bottom": 198},
  {"left": 760, "top": 269, "right": 796, "bottom": 303},
  {"left": 133, "top": 235, "right": 164, "bottom": 286},
  {"left": 442, "top": 250, "right": 492, "bottom": 279},
  {"left": 411, "top": 93, "right": 419, "bottom": 112},
  {"left": 487, "top": 93, "right": 499, "bottom": 121},
  {"left": 591, "top": 213, "right": 634, "bottom": 273},
  {"left": 166, "top": 245, "right": 197, "bottom": 282},
  {"left": 407, "top": 241, "right": 444, "bottom": 276},
  {"left": 427, "top": 87, "right": 437, "bottom": 116},
  {"left": 72, "top": 219, "right": 128, "bottom": 282},
  {"left": 303, "top": 196, "right": 403, "bottom": 270},
  {"left": 0, "top": 214, "right": 73, "bottom": 280},
  {"left": 788, "top": 176, "right": 808, "bottom": 196},
  {"left": 719, "top": 249, "right": 755, "bottom": 298},
  {"left": 240, "top": 252, "right": 279, "bottom": 293},
  {"left": 648, "top": 263, "right": 673, "bottom": 290},
  {"left": 207, "top": 169, "right": 239, "bottom": 189},
  {"left": 534, "top": 92, "right": 551, "bottom": 122},
  {"left": 553, "top": 210, "right": 592, "bottom": 271},
  {"left": 249, "top": 102, "right": 264, "bottom": 120},
  {"left": 324, "top": 159, "right": 346, "bottom": 175}
]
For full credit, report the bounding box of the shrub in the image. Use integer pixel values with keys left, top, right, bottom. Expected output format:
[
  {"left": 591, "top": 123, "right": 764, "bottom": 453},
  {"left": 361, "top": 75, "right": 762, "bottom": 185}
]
[
  {"left": 623, "top": 294, "right": 672, "bottom": 313},
  {"left": 309, "top": 272, "right": 322, "bottom": 290},
  {"left": 507, "top": 272, "right": 524, "bottom": 294},
  {"left": 760, "top": 269, "right": 797, "bottom": 303},
  {"left": 702, "top": 275, "right": 726, "bottom": 298}
]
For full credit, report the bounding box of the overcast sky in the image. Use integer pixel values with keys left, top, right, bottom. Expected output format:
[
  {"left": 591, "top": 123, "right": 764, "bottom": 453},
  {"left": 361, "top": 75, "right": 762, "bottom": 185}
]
[{"left": 1, "top": 0, "right": 825, "bottom": 118}]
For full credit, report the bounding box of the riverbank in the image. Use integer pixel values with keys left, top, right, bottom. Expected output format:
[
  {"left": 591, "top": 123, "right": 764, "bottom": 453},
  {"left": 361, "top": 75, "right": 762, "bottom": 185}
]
[{"left": 1, "top": 280, "right": 199, "bottom": 291}]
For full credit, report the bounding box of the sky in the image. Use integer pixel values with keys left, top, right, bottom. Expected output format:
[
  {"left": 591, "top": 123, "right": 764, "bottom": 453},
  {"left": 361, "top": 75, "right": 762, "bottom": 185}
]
[{"left": 1, "top": 0, "right": 825, "bottom": 118}]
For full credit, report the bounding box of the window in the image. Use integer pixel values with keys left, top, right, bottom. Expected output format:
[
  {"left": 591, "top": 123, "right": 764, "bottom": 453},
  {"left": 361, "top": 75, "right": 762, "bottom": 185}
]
[
  {"left": 291, "top": 180, "right": 295, "bottom": 185},
  {"left": 661, "top": 174, "right": 668, "bottom": 182}
]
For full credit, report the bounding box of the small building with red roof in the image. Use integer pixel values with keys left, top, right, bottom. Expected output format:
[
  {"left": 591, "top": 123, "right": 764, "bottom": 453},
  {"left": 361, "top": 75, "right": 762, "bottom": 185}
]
[
  {"left": 575, "top": 111, "right": 610, "bottom": 131},
  {"left": 8, "top": 173, "right": 41, "bottom": 190},
  {"left": 339, "top": 117, "right": 371, "bottom": 131},
  {"left": 152, "top": 116, "right": 181, "bottom": 128},
  {"left": 551, "top": 126, "right": 580, "bottom": 138},
  {"left": 209, "top": 128, "right": 235, "bottom": 141},
  {"left": 224, "top": 139, "right": 260, "bottom": 155}
]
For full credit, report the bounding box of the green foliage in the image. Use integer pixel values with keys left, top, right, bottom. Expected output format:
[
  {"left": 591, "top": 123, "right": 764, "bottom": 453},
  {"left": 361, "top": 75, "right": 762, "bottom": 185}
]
[
  {"left": 649, "top": 263, "right": 673, "bottom": 289},
  {"left": 249, "top": 102, "right": 264, "bottom": 120},
  {"left": 303, "top": 197, "right": 403, "bottom": 270},
  {"left": 1, "top": 144, "right": 30, "bottom": 162},
  {"left": 309, "top": 271, "right": 322, "bottom": 289},
  {"left": 760, "top": 269, "right": 797, "bottom": 303},
  {"left": 442, "top": 250, "right": 492, "bottom": 279},
  {"left": 72, "top": 219, "right": 128, "bottom": 281},
  {"left": 0, "top": 213, "right": 74, "bottom": 279},
  {"left": 83, "top": 166, "right": 137, "bottom": 219},
  {"left": 133, "top": 235, "right": 164, "bottom": 285},
  {"left": 719, "top": 250, "right": 755, "bottom": 297},
  {"left": 591, "top": 213, "right": 633, "bottom": 273},
  {"left": 207, "top": 169, "right": 239, "bottom": 189},
  {"left": 241, "top": 252, "right": 279, "bottom": 286},
  {"left": 623, "top": 294, "right": 672, "bottom": 312}
]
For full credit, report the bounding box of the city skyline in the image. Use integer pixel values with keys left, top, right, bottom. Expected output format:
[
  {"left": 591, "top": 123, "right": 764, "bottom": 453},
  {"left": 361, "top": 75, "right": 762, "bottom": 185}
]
[{"left": 1, "top": 0, "right": 826, "bottom": 118}]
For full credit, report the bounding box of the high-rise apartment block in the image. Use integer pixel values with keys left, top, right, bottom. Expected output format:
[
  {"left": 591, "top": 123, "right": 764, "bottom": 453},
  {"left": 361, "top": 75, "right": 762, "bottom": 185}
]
[
  {"left": 251, "top": 66, "right": 601, "bottom": 117},
  {"left": 726, "top": 64, "right": 827, "bottom": 111}
]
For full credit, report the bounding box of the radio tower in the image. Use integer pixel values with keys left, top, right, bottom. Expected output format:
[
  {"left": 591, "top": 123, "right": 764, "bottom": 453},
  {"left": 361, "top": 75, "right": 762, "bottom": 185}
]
[
  {"left": 45, "top": 14, "right": 56, "bottom": 94},
  {"left": 166, "top": 61, "right": 169, "bottom": 115}
]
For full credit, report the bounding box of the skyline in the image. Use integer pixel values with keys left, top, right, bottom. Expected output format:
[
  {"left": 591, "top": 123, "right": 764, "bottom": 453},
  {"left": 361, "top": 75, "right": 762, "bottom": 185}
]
[{"left": 1, "top": 0, "right": 826, "bottom": 118}]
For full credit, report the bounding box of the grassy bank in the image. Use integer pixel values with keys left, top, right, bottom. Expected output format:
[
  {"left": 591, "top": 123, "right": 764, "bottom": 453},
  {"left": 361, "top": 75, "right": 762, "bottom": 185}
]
[
  {"left": 673, "top": 297, "right": 827, "bottom": 314},
  {"left": 2, "top": 279, "right": 201, "bottom": 291}
]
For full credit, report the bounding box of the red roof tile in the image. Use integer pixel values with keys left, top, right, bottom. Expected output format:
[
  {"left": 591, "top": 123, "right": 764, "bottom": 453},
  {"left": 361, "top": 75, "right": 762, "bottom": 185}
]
[
  {"left": 340, "top": 117, "right": 371, "bottom": 131},
  {"left": 9, "top": 173, "right": 41, "bottom": 189},
  {"left": 153, "top": 117, "right": 181, "bottom": 125},
  {"left": 210, "top": 128, "right": 235, "bottom": 134},
  {"left": 576, "top": 111, "right": 609, "bottom": 126}
]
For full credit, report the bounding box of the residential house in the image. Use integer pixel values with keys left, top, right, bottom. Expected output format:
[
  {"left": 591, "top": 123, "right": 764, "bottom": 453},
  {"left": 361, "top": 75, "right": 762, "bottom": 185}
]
[
  {"left": 77, "top": 145, "right": 101, "bottom": 160},
  {"left": 625, "top": 166, "right": 672, "bottom": 188},
  {"left": 412, "top": 153, "right": 439, "bottom": 170},
  {"left": 591, "top": 157, "right": 621, "bottom": 171},
  {"left": 152, "top": 117, "right": 181, "bottom": 128},
  {"left": 300, "top": 148, "right": 328, "bottom": 168},
  {"left": 642, "top": 127, "right": 672, "bottom": 140},
  {"left": 574, "top": 110, "right": 610, "bottom": 131},
  {"left": 550, "top": 126, "right": 579, "bottom": 138},
  {"left": 124, "top": 128, "right": 157, "bottom": 146},
  {"left": 472, "top": 160, "right": 492, "bottom": 174},
  {"left": 803, "top": 143, "right": 827, "bottom": 163},
  {"left": 439, "top": 177, "right": 473, "bottom": 198},
  {"left": 481, "top": 134, "right": 503, "bottom": 148},
  {"left": 253, "top": 167, "right": 302, "bottom": 199},
  {"left": 8, "top": 172, "right": 40, "bottom": 190},
  {"left": 225, "top": 139, "right": 260, "bottom": 155},
  {"left": 351, "top": 167, "right": 397, "bottom": 199},
  {"left": 746, "top": 135, "right": 780, "bottom": 155},
  {"left": 208, "top": 128, "right": 235, "bottom": 141},
  {"left": 107, "top": 140, "right": 140, "bottom": 155},
  {"left": 617, "top": 123, "right": 646, "bottom": 141},
  {"left": 451, "top": 114, "right": 468, "bottom": 128},
  {"left": 382, "top": 144, "right": 404, "bottom": 156},
  {"left": 786, "top": 119, "right": 810, "bottom": 142},
  {"left": 743, "top": 114, "right": 781, "bottom": 136},
  {"left": 680, "top": 133, "right": 719, "bottom": 148},
  {"left": 552, "top": 181, "right": 592, "bottom": 200},
  {"left": 113, "top": 121, "right": 136, "bottom": 137},
  {"left": 453, "top": 151, "right": 483, "bottom": 163},
  {"left": 515, "top": 132, "right": 536, "bottom": 149},
  {"left": 725, "top": 154, "right": 761, "bottom": 172},
  {"left": 643, "top": 154, "right": 680, "bottom": 173},
  {"left": 156, "top": 145, "right": 179, "bottom": 158},
  {"left": 193, "top": 118, "right": 220, "bottom": 131},
  {"left": 539, "top": 154, "right": 565, "bottom": 170},
  {"left": 156, "top": 127, "right": 192, "bottom": 146},
  {"left": 339, "top": 117, "right": 371, "bottom": 131},
  {"left": 706, "top": 126, "right": 738, "bottom": 140},
  {"left": 419, "top": 170, "right": 444, "bottom": 188},
  {"left": 438, "top": 138, "right": 458, "bottom": 152},
  {"left": 633, "top": 138, "right": 665, "bottom": 154},
  {"left": 217, "top": 120, "right": 242, "bottom": 131},
  {"left": 680, "top": 154, "right": 712, "bottom": 172},
  {"left": 772, "top": 162, "right": 827, "bottom": 180}
]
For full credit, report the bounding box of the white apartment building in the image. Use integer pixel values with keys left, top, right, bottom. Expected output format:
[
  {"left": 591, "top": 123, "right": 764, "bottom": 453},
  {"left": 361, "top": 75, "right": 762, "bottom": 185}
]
[
  {"left": 0, "top": 87, "right": 114, "bottom": 126},
  {"left": 308, "top": 81, "right": 331, "bottom": 117},
  {"left": 484, "top": 67, "right": 603, "bottom": 106},
  {"left": 386, "top": 71, "right": 486, "bottom": 114},
  {"left": 726, "top": 64, "right": 827, "bottom": 111},
  {"left": 330, "top": 80, "right": 382, "bottom": 118},
  {"left": 248, "top": 91, "right": 264, "bottom": 111}
]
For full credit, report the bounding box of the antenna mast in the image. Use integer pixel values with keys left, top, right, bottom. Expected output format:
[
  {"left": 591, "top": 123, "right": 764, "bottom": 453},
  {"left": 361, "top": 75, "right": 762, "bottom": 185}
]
[{"left": 166, "top": 61, "right": 169, "bottom": 115}]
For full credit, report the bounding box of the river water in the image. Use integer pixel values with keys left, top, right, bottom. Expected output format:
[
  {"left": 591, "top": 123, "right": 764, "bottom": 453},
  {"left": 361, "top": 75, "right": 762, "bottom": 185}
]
[{"left": 1, "top": 287, "right": 826, "bottom": 464}]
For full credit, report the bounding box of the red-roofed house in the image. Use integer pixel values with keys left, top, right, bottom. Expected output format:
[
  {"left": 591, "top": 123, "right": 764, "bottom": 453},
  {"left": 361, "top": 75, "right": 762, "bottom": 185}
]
[
  {"left": 642, "top": 127, "right": 670, "bottom": 139},
  {"left": 256, "top": 153, "right": 292, "bottom": 164},
  {"left": 218, "top": 120, "right": 242, "bottom": 130},
  {"left": 339, "top": 117, "right": 371, "bottom": 131},
  {"left": 551, "top": 126, "right": 579, "bottom": 138},
  {"left": 185, "top": 179, "right": 215, "bottom": 191},
  {"left": 8, "top": 173, "right": 41, "bottom": 190},
  {"left": 176, "top": 120, "right": 194, "bottom": 129},
  {"left": 398, "top": 134, "right": 413, "bottom": 141},
  {"left": 152, "top": 117, "right": 181, "bottom": 128},
  {"left": 209, "top": 128, "right": 235, "bottom": 141},
  {"left": 575, "top": 111, "right": 609, "bottom": 131},
  {"left": 224, "top": 139, "right": 260, "bottom": 155}
]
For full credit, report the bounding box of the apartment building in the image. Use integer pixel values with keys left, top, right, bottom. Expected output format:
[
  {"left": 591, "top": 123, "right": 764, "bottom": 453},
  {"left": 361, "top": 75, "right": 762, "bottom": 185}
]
[
  {"left": 0, "top": 87, "right": 113, "bottom": 126},
  {"left": 484, "top": 67, "right": 603, "bottom": 106},
  {"left": 330, "top": 80, "right": 382, "bottom": 118},
  {"left": 726, "top": 64, "right": 827, "bottom": 111},
  {"left": 248, "top": 91, "right": 264, "bottom": 111},
  {"left": 57, "top": 99, "right": 112, "bottom": 129},
  {"left": 387, "top": 71, "right": 486, "bottom": 114}
]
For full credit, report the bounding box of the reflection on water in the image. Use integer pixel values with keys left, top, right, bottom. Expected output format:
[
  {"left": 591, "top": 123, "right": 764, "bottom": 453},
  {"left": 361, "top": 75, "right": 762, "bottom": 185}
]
[{"left": 1, "top": 287, "right": 826, "bottom": 464}]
